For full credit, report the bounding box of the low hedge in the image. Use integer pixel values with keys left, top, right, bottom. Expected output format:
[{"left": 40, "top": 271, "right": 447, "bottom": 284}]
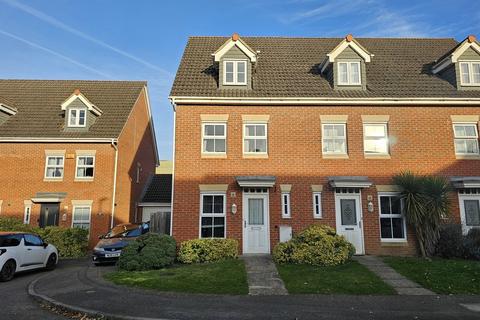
[
  {"left": 0, "top": 217, "right": 89, "bottom": 258},
  {"left": 177, "top": 238, "right": 238, "bottom": 264},
  {"left": 118, "top": 233, "right": 176, "bottom": 271},
  {"left": 273, "top": 225, "right": 355, "bottom": 266}
]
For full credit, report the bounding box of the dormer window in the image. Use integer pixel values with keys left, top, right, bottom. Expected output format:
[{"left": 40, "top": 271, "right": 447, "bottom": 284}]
[
  {"left": 224, "top": 60, "right": 247, "bottom": 85},
  {"left": 338, "top": 61, "right": 361, "bottom": 85},
  {"left": 69, "top": 108, "right": 86, "bottom": 127},
  {"left": 460, "top": 61, "right": 480, "bottom": 86}
]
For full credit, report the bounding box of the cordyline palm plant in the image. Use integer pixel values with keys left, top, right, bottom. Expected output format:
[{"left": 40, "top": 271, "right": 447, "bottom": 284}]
[{"left": 392, "top": 171, "right": 451, "bottom": 258}]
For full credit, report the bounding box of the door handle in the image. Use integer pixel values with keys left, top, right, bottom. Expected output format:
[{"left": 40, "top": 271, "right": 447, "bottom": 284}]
[
  {"left": 244, "top": 221, "right": 246, "bottom": 228},
  {"left": 27, "top": 248, "right": 32, "bottom": 251}
]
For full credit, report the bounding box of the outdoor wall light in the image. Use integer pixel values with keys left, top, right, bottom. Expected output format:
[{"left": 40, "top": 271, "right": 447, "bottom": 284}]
[
  {"left": 231, "top": 203, "right": 237, "bottom": 214},
  {"left": 367, "top": 201, "right": 374, "bottom": 213}
]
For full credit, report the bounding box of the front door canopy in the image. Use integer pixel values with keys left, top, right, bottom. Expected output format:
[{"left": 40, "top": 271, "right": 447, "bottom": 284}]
[
  {"left": 31, "top": 192, "right": 67, "bottom": 203},
  {"left": 328, "top": 176, "right": 372, "bottom": 188},
  {"left": 236, "top": 176, "right": 276, "bottom": 188},
  {"left": 451, "top": 176, "right": 480, "bottom": 189}
]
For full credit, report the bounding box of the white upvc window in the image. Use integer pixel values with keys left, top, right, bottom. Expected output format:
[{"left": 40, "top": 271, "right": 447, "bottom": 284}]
[
  {"left": 76, "top": 155, "right": 95, "bottom": 179},
  {"left": 281, "top": 192, "right": 291, "bottom": 218},
  {"left": 223, "top": 60, "right": 247, "bottom": 85},
  {"left": 459, "top": 193, "right": 480, "bottom": 233},
  {"left": 68, "top": 108, "right": 86, "bottom": 127},
  {"left": 72, "top": 206, "right": 91, "bottom": 230},
  {"left": 379, "top": 193, "right": 406, "bottom": 241},
  {"left": 243, "top": 123, "right": 268, "bottom": 154},
  {"left": 338, "top": 61, "right": 361, "bottom": 85},
  {"left": 23, "top": 204, "right": 32, "bottom": 224},
  {"left": 363, "top": 123, "right": 389, "bottom": 154},
  {"left": 200, "top": 193, "right": 226, "bottom": 238},
  {"left": 453, "top": 123, "right": 479, "bottom": 155},
  {"left": 313, "top": 192, "right": 322, "bottom": 219},
  {"left": 459, "top": 61, "right": 480, "bottom": 86},
  {"left": 322, "top": 123, "right": 347, "bottom": 154},
  {"left": 45, "top": 155, "right": 64, "bottom": 179},
  {"left": 202, "top": 123, "right": 227, "bottom": 154}
]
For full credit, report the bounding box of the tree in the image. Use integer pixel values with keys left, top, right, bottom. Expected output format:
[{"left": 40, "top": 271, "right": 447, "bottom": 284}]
[{"left": 393, "top": 171, "right": 451, "bottom": 258}]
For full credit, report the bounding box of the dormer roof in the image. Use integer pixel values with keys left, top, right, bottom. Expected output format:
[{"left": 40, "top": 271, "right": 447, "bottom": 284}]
[
  {"left": 212, "top": 33, "right": 257, "bottom": 62},
  {"left": 432, "top": 35, "right": 480, "bottom": 74},
  {"left": 0, "top": 97, "right": 17, "bottom": 115},
  {"left": 61, "top": 88, "right": 103, "bottom": 116},
  {"left": 320, "top": 34, "right": 373, "bottom": 73}
]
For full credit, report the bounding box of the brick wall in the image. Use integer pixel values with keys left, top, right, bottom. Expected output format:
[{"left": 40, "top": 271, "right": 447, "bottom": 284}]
[{"left": 173, "top": 104, "right": 479, "bottom": 255}]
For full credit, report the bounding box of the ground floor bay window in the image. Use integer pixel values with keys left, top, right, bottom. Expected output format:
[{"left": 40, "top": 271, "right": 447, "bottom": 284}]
[
  {"left": 200, "top": 193, "right": 226, "bottom": 238},
  {"left": 378, "top": 193, "right": 406, "bottom": 241}
]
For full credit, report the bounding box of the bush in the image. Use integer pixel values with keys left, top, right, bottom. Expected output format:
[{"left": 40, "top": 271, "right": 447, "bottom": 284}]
[
  {"left": 177, "top": 238, "right": 238, "bottom": 264},
  {"left": 463, "top": 228, "right": 480, "bottom": 260},
  {"left": 273, "top": 225, "right": 355, "bottom": 266},
  {"left": 0, "top": 216, "right": 36, "bottom": 232},
  {"left": 436, "top": 224, "right": 465, "bottom": 259},
  {"left": 118, "top": 233, "right": 176, "bottom": 271}
]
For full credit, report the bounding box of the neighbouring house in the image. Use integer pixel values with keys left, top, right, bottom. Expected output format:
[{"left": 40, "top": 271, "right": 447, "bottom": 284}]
[
  {"left": 0, "top": 80, "right": 158, "bottom": 246},
  {"left": 169, "top": 33, "right": 480, "bottom": 255}
]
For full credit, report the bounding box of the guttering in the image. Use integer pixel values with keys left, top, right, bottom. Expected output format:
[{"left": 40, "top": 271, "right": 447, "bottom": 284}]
[
  {"left": 137, "top": 202, "right": 171, "bottom": 207},
  {"left": 110, "top": 139, "right": 119, "bottom": 229},
  {"left": 169, "top": 96, "right": 480, "bottom": 106},
  {"left": 0, "top": 137, "right": 116, "bottom": 143}
]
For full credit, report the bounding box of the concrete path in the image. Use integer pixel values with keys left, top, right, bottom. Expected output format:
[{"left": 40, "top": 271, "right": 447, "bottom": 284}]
[
  {"left": 241, "top": 254, "right": 288, "bottom": 295},
  {"left": 355, "top": 255, "right": 434, "bottom": 295}
]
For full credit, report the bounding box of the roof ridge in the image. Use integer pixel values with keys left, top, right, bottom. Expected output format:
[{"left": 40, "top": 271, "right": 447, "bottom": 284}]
[
  {"left": 188, "top": 35, "right": 457, "bottom": 41},
  {"left": 0, "top": 79, "right": 147, "bottom": 84}
]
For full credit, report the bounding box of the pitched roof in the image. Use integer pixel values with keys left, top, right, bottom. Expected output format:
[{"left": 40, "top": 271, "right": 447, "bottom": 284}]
[
  {"left": 170, "top": 36, "right": 480, "bottom": 99},
  {"left": 0, "top": 79, "right": 146, "bottom": 138},
  {"left": 141, "top": 174, "right": 172, "bottom": 203}
]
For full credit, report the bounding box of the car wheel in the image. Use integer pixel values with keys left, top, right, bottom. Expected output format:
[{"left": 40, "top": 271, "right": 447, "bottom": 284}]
[
  {"left": 45, "top": 253, "right": 57, "bottom": 271},
  {"left": 0, "top": 260, "right": 16, "bottom": 282}
]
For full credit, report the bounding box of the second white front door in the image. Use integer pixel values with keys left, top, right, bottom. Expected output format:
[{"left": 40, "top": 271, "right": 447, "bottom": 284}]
[
  {"left": 243, "top": 193, "right": 270, "bottom": 254},
  {"left": 335, "top": 194, "right": 365, "bottom": 255}
]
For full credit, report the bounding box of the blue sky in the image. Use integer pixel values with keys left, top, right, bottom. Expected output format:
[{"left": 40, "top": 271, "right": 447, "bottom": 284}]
[{"left": 0, "top": 0, "right": 478, "bottom": 159}]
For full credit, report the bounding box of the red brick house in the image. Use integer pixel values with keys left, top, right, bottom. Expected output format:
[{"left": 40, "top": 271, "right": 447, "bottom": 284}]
[
  {"left": 0, "top": 80, "right": 158, "bottom": 245},
  {"left": 169, "top": 34, "right": 480, "bottom": 255}
]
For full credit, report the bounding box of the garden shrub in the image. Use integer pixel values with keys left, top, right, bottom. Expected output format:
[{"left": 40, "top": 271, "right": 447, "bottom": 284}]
[
  {"left": 118, "top": 233, "right": 176, "bottom": 271},
  {"left": 273, "top": 225, "right": 355, "bottom": 266},
  {"left": 463, "top": 228, "right": 480, "bottom": 260},
  {"left": 0, "top": 216, "right": 36, "bottom": 232},
  {"left": 436, "top": 224, "right": 464, "bottom": 259},
  {"left": 177, "top": 238, "right": 238, "bottom": 264}
]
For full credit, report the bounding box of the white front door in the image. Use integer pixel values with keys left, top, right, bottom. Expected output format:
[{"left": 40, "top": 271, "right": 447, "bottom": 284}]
[
  {"left": 335, "top": 194, "right": 364, "bottom": 255},
  {"left": 243, "top": 193, "right": 270, "bottom": 254}
]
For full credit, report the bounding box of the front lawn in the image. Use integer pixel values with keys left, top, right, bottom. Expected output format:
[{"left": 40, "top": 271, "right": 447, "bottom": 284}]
[
  {"left": 104, "top": 259, "right": 248, "bottom": 295},
  {"left": 383, "top": 257, "right": 480, "bottom": 294},
  {"left": 277, "top": 260, "right": 395, "bottom": 295}
]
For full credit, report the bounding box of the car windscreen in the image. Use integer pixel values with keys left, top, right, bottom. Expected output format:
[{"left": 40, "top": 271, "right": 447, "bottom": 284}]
[
  {"left": 0, "top": 234, "right": 23, "bottom": 247},
  {"left": 105, "top": 225, "right": 139, "bottom": 238}
]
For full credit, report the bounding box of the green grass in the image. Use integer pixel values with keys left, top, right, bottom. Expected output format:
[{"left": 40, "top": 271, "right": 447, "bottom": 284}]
[
  {"left": 276, "top": 260, "right": 395, "bottom": 295},
  {"left": 383, "top": 256, "right": 480, "bottom": 294},
  {"left": 104, "top": 259, "right": 248, "bottom": 295}
]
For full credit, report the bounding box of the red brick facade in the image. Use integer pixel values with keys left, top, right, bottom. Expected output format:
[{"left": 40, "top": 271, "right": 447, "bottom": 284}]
[
  {"left": 172, "top": 104, "right": 477, "bottom": 255},
  {"left": 0, "top": 88, "right": 157, "bottom": 246}
]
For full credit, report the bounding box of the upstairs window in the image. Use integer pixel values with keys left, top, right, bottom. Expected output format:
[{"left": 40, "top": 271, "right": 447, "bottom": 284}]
[
  {"left": 364, "top": 123, "right": 389, "bottom": 155},
  {"left": 69, "top": 108, "right": 86, "bottom": 127},
  {"left": 202, "top": 123, "right": 226, "bottom": 154},
  {"left": 45, "top": 156, "right": 64, "bottom": 179},
  {"left": 453, "top": 123, "right": 479, "bottom": 155},
  {"left": 322, "top": 123, "right": 347, "bottom": 154},
  {"left": 244, "top": 124, "right": 267, "bottom": 154},
  {"left": 338, "top": 61, "right": 361, "bottom": 85},
  {"left": 460, "top": 62, "right": 480, "bottom": 86},
  {"left": 223, "top": 60, "right": 247, "bottom": 85},
  {"left": 76, "top": 156, "right": 95, "bottom": 179}
]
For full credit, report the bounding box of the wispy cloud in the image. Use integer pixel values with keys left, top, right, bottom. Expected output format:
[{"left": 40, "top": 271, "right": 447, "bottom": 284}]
[
  {"left": 2, "top": 0, "right": 173, "bottom": 78},
  {"left": 0, "top": 29, "right": 113, "bottom": 78}
]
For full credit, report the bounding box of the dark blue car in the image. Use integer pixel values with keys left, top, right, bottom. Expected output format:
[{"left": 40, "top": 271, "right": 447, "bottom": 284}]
[{"left": 92, "top": 222, "right": 149, "bottom": 265}]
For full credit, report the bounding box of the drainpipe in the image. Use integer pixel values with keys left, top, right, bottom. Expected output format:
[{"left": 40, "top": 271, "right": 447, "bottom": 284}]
[
  {"left": 110, "top": 139, "right": 119, "bottom": 229},
  {"left": 169, "top": 98, "right": 177, "bottom": 236}
]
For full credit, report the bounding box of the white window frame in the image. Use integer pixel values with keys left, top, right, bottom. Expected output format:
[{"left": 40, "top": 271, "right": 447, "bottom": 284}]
[
  {"left": 68, "top": 108, "right": 87, "bottom": 127},
  {"left": 458, "top": 193, "right": 480, "bottom": 233},
  {"left": 453, "top": 123, "right": 479, "bottom": 155},
  {"left": 75, "top": 155, "right": 95, "bottom": 179},
  {"left": 243, "top": 123, "right": 268, "bottom": 155},
  {"left": 322, "top": 123, "right": 347, "bottom": 155},
  {"left": 337, "top": 61, "right": 362, "bottom": 85},
  {"left": 313, "top": 192, "right": 322, "bottom": 219},
  {"left": 363, "top": 123, "right": 389, "bottom": 155},
  {"left": 44, "top": 155, "right": 65, "bottom": 179},
  {"left": 223, "top": 60, "right": 247, "bottom": 85},
  {"left": 71, "top": 205, "right": 92, "bottom": 231},
  {"left": 199, "top": 193, "right": 226, "bottom": 238},
  {"left": 201, "top": 122, "right": 227, "bottom": 155},
  {"left": 281, "top": 192, "right": 291, "bottom": 218},
  {"left": 23, "top": 204, "right": 32, "bottom": 224},
  {"left": 378, "top": 193, "right": 407, "bottom": 242},
  {"left": 459, "top": 61, "right": 480, "bottom": 86}
]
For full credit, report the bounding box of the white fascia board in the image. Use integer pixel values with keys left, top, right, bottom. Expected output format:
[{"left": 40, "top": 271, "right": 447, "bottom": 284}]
[
  {"left": 213, "top": 39, "right": 257, "bottom": 62},
  {"left": 170, "top": 96, "right": 480, "bottom": 106},
  {"left": 0, "top": 104, "right": 17, "bottom": 115},
  {"left": 61, "top": 93, "right": 103, "bottom": 116},
  {"left": 327, "top": 40, "right": 372, "bottom": 63},
  {"left": 0, "top": 137, "right": 116, "bottom": 143},
  {"left": 433, "top": 41, "right": 480, "bottom": 74},
  {"left": 143, "top": 85, "right": 160, "bottom": 165}
]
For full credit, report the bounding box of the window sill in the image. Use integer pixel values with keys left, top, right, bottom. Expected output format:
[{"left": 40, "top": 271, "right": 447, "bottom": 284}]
[
  {"left": 455, "top": 154, "right": 480, "bottom": 160},
  {"left": 201, "top": 153, "right": 227, "bottom": 159},
  {"left": 364, "top": 154, "right": 391, "bottom": 159},
  {"left": 380, "top": 241, "right": 408, "bottom": 247},
  {"left": 322, "top": 153, "right": 349, "bottom": 159},
  {"left": 74, "top": 178, "right": 94, "bottom": 182},
  {"left": 243, "top": 153, "right": 268, "bottom": 159},
  {"left": 43, "top": 178, "right": 63, "bottom": 182},
  {"left": 282, "top": 216, "right": 291, "bottom": 219},
  {"left": 313, "top": 216, "right": 323, "bottom": 219}
]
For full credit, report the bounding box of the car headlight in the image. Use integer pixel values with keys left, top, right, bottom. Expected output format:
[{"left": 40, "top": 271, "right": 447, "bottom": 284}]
[{"left": 94, "top": 247, "right": 105, "bottom": 252}]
